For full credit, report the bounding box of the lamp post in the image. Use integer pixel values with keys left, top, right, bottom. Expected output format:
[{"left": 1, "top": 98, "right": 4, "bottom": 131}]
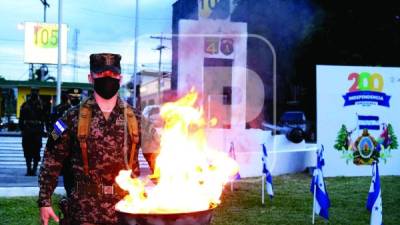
[
  {"left": 56, "top": 0, "right": 63, "bottom": 104},
  {"left": 150, "top": 34, "right": 171, "bottom": 104},
  {"left": 132, "top": 0, "right": 139, "bottom": 107}
]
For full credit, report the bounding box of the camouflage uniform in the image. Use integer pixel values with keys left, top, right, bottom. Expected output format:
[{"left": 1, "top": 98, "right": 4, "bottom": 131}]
[
  {"left": 50, "top": 89, "right": 82, "bottom": 197},
  {"left": 38, "top": 95, "right": 140, "bottom": 224}
]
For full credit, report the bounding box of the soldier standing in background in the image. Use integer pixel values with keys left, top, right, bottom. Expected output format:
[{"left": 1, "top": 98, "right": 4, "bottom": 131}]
[
  {"left": 51, "top": 88, "right": 82, "bottom": 197},
  {"left": 19, "top": 88, "right": 45, "bottom": 176},
  {"left": 39, "top": 53, "right": 141, "bottom": 225},
  {"left": 141, "top": 105, "right": 161, "bottom": 173},
  {"left": 51, "top": 88, "right": 82, "bottom": 124}
]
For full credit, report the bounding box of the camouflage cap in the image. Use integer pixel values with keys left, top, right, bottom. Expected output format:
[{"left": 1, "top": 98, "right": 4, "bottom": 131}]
[{"left": 90, "top": 53, "right": 121, "bottom": 74}]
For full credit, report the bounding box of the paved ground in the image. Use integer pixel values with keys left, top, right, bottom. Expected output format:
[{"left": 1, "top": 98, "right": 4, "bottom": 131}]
[{"left": 0, "top": 135, "right": 150, "bottom": 197}]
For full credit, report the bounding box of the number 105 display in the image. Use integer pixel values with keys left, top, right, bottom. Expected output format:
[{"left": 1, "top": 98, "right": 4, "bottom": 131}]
[{"left": 24, "top": 22, "right": 68, "bottom": 64}]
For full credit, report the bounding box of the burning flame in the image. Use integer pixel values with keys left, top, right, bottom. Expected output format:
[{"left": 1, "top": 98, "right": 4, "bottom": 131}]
[{"left": 116, "top": 89, "right": 239, "bottom": 214}]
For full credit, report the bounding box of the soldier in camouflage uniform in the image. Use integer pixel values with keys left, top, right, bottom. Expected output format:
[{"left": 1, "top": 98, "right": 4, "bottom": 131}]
[
  {"left": 50, "top": 88, "right": 82, "bottom": 197},
  {"left": 38, "top": 53, "right": 140, "bottom": 225},
  {"left": 51, "top": 88, "right": 82, "bottom": 126}
]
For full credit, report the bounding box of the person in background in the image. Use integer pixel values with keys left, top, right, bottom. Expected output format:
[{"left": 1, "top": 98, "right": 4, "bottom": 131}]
[
  {"left": 141, "top": 105, "right": 162, "bottom": 173},
  {"left": 51, "top": 88, "right": 82, "bottom": 124},
  {"left": 19, "top": 88, "right": 45, "bottom": 176},
  {"left": 51, "top": 88, "right": 82, "bottom": 197}
]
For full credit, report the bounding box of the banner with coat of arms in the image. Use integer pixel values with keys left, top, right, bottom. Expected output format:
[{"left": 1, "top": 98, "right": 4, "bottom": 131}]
[{"left": 317, "top": 65, "right": 400, "bottom": 176}]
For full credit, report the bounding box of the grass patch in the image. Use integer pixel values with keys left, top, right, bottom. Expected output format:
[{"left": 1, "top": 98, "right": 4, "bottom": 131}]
[
  {"left": 0, "top": 174, "right": 399, "bottom": 225},
  {"left": 212, "top": 174, "right": 400, "bottom": 225},
  {"left": 0, "top": 195, "right": 61, "bottom": 225}
]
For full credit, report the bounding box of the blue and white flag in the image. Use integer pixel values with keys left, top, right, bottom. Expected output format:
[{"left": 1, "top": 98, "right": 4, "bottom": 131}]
[
  {"left": 262, "top": 144, "right": 274, "bottom": 199},
  {"left": 51, "top": 119, "right": 67, "bottom": 140},
  {"left": 366, "top": 162, "right": 383, "bottom": 225},
  {"left": 229, "top": 142, "right": 241, "bottom": 180},
  {"left": 358, "top": 115, "right": 380, "bottom": 130},
  {"left": 310, "top": 145, "right": 330, "bottom": 220}
]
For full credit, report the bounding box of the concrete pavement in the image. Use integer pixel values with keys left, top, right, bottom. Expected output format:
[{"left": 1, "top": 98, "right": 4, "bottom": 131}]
[{"left": 0, "top": 136, "right": 150, "bottom": 197}]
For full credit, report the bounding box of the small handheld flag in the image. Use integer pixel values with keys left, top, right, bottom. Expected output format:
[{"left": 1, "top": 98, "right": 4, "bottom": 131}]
[
  {"left": 366, "top": 162, "right": 383, "bottom": 225},
  {"left": 311, "top": 145, "right": 330, "bottom": 222},
  {"left": 262, "top": 144, "right": 274, "bottom": 199},
  {"left": 229, "top": 142, "right": 241, "bottom": 180}
]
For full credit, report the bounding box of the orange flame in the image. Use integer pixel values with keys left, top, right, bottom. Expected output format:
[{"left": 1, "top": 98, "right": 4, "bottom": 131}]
[{"left": 115, "top": 89, "right": 239, "bottom": 214}]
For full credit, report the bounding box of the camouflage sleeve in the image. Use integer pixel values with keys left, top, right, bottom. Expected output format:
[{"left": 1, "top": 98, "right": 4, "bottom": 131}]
[{"left": 37, "top": 112, "right": 72, "bottom": 207}]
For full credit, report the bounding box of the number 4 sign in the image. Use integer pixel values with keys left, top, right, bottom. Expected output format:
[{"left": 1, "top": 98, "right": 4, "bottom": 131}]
[
  {"left": 204, "top": 37, "right": 234, "bottom": 55},
  {"left": 205, "top": 37, "right": 220, "bottom": 54}
]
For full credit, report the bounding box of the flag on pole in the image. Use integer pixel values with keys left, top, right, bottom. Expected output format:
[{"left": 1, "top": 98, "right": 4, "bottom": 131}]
[
  {"left": 229, "top": 142, "right": 241, "bottom": 180},
  {"left": 310, "top": 145, "right": 330, "bottom": 220},
  {"left": 366, "top": 162, "right": 383, "bottom": 225},
  {"left": 262, "top": 144, "right": 274, "bottom": 199}
]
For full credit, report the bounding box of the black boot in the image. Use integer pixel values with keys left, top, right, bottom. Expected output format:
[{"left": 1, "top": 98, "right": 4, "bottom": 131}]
[
  {"left": 25, "top": 158, "right": 32, "bottom": 176},
  {"left": 32, "top": 160, "right": 39, "bottom": 176}
]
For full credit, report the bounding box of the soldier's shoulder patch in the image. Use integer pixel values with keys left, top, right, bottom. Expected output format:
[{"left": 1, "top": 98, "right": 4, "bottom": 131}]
[{"left": 51, "top": 119, "right": 68, "bottom": 140}]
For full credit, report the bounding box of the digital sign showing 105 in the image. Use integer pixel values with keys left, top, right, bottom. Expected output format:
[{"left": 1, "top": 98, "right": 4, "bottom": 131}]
[{"left": 34, "top": 25, "right": 58, "bottom": 48}]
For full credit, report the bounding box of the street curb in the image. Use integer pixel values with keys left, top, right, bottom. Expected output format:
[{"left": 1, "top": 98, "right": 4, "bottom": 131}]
[{"left": 0, "top": 187, "right": 66, "bottom": 197}]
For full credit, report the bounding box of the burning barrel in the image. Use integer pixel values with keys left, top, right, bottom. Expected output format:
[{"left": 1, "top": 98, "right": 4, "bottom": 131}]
[
  {"left": 115, "top": 90, "right": 238, "bottom": 225},
  {"left": 116, "top": 206, "right": 216, "bottom": 225}
]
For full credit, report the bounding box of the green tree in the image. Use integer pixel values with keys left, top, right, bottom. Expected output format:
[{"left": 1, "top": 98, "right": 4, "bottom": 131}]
[
  {"left": 387, "top": 124, "right": 398, "bottom": 149},
  {"left": 334, "top": 125, "right": 348, "bottom": 150}
]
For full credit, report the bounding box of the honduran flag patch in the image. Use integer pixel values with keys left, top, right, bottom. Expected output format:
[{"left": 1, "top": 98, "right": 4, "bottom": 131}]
[{"left": 51, "top": 119, "right": 67, "bottom": 140}]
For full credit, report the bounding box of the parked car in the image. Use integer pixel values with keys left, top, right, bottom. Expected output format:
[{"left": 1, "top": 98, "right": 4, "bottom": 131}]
[
  {"left": 0, "top": 117, "right": 5, "bottom": 131},
  {"left": 0, "top": 116, "right": 19, "bottom": 131}
]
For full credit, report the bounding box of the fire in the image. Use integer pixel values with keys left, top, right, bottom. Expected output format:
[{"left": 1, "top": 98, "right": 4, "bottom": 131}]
[{"left": 115, "top": 89, "right": 239, "bottom": 214}]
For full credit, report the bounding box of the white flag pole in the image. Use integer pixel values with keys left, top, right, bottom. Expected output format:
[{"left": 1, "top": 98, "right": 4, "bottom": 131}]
[
  {"left": 261, "top": 174, "right": 265, "bottom": 206},
  {"left": 312, "top": 177, "right": 316, "bottom": 224}
]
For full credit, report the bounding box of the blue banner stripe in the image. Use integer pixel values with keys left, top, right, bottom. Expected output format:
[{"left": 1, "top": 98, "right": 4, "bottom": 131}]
[
  {"left": 343, "top": 91, "right": 391, "bottom": 107},
  {"left": 359, "top": 125, "right": 380, "bottom": 130},
  {"left": 358, "top": 115, "right": 379, "bottom": 121}
]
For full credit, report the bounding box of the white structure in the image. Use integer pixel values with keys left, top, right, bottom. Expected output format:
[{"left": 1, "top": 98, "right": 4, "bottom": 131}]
[{"left": 177, "top": 19, "right": 316, "bottom": 177}]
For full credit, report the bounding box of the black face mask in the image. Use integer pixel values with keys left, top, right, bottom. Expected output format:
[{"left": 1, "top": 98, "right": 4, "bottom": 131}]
[
  {"left": 70, "top": 97, "right": 81, "bottom": 106},
  {"left": 93, "top": 77, "right": 120, "bottom": 99}
]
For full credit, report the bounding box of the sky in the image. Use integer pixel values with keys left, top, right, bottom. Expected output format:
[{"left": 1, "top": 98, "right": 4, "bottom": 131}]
[{"left": 0, "top": 0, "right": 176, "bottom": 84}]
